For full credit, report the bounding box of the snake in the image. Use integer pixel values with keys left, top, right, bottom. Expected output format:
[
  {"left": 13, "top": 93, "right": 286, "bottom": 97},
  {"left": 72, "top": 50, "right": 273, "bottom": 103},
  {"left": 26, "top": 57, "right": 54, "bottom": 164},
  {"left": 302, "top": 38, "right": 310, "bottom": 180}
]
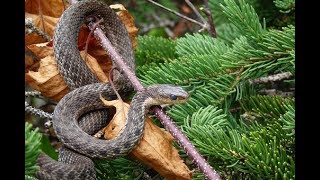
[{"left": 35, "top": 0, "right": 189, "bottom": 179}]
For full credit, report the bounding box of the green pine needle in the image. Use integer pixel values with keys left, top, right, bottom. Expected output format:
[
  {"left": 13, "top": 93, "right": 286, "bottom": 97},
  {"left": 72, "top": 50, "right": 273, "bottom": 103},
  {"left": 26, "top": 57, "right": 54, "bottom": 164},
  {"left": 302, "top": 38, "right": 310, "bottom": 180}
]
[{"left": 25, "top": 122, "right": 42, "bottom": 178}]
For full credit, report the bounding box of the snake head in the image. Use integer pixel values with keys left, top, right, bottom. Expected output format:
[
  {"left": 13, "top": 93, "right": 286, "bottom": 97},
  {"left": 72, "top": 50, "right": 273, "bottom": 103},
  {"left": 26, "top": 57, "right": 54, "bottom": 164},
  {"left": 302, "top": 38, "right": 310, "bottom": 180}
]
[{"left": 145, "top": 84, "right": 189, "bottom": 105}]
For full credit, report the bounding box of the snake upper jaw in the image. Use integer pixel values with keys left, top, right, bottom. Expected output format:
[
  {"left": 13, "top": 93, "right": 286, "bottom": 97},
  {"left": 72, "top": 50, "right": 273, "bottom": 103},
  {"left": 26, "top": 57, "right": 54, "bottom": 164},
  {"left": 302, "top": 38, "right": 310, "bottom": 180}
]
[{"left": 145, "top": 84, "right": 190, "bottom": 105}]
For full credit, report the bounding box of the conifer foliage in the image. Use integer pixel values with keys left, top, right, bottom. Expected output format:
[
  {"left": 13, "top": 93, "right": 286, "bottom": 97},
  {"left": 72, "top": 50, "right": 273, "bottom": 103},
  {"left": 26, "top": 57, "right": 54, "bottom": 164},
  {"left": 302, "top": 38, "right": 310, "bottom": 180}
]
[
  {"left": 136, "top": 0, "right": 295, "bottom": 179},
  {"left": 25, "top": 0, "right": 294, "bottom": 179}
]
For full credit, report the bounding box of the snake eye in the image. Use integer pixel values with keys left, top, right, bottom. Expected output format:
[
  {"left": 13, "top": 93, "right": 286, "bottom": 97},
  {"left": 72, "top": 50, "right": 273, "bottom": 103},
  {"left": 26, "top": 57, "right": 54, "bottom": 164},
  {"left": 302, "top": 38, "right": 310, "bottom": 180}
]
[{"left": 170, "top": 94, "right": 177, "bottom": 100}]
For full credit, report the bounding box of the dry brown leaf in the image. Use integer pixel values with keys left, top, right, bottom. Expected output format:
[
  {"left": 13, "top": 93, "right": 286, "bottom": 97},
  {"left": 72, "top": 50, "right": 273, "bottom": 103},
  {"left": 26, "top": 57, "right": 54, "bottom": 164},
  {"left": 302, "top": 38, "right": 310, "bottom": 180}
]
[
  {"left": 100, "top": 98, "right": 192, "bottom": 180},
  {"left": 25, "top": 0, "right": 69, "bottom": 18},
  {"left": 27, "top": 42, "right": 54, "bottom": 58},
  {"left": 25, "top": 47, "right": 41, "bottom": 73},
  {"left": 130, "top": 118, "right": 192, "bottom": 180},
  {"left": 25, "top": 55, "right": 69, "bottom": 102},
  {"left": 25, "top": 12, "right": 59, "bottom": 45},
  {"left": 80, "top": 51, "right": 109, "bottom": 83},
  {"left": 99, "top": 97, "right": 129, "bottom": 139},
  {"left": 25, "top": 45, "right": 109, "bottom": 101}
]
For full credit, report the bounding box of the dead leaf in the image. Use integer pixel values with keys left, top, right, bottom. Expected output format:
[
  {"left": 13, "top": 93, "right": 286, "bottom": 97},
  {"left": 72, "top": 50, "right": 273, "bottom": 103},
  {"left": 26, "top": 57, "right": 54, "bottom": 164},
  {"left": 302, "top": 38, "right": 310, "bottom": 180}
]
[
  {"left": 25, "top": 45, "right": 109, "bottom": 101},
  {"left": 87, "top": 47, "right": 113, "bottom": 76},
  {"left": 25, "top": 12, "right": 59, "bottom": 45},
  {"left": 80, "top": 51, "right": 109, "bottom": 83},
  {"left": 99, "top": 96, "right": 129, "bottom": 139},
  {"left": 25, "top": 47, "right": 41, "bottom": 73},
  {"left": 100, "top": 98, "right": 192, "bottom": 180},
  {"left": 25, "top": 0, "right": 69, "bottom": 18},
  {"left": 130, "top": 118, "right": 192, "bottom": 180},
  {"left": 25, "top": 55, "right": 69, "bottom": 102},
  {"left": 27, "top": 42, "right": 54, "bottom": 58}
]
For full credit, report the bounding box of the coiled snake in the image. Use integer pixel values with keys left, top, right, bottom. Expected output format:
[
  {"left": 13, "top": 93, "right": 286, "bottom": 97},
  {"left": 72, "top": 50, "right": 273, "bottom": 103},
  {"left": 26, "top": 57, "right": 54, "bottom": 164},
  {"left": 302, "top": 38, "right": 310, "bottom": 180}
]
[{"left": 36, "top": 0, "right": 189, "bottom": 179}]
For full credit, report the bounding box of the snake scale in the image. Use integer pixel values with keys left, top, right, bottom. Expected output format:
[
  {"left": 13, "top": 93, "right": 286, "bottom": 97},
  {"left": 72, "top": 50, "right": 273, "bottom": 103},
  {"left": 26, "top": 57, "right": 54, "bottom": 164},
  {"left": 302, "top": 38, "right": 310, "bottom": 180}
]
[{"left": 35, "top": 0, "right": 189, "bottom": 179}]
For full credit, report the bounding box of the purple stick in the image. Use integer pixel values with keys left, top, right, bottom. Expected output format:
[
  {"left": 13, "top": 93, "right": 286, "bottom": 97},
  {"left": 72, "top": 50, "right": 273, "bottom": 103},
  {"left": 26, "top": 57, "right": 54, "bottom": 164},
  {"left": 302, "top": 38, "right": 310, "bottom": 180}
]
[
  {"left": 152, "top": 107, "right": 221, "bottom": 180},
  {"left": 69, "top": 1, "right": 221, "bottom": 179}
]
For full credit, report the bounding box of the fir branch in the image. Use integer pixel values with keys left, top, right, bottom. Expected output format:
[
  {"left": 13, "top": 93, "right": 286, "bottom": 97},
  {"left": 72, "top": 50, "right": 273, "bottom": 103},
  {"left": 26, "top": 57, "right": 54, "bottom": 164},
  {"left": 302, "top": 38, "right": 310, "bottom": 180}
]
[
  {"left": 279, "top": 104, "right": 295, "bottom": 136},
  {"left": 176, "top": 33, "right": 228, "bottom": 57},
  {"left": 258, "top": 89, "right": 294, "bottom": 97},
  {"left": 220, "top": 25, "right": 295, "bottom": 79},
  {"left": 135, "top": 36, "right": 177, "bottom": 67},
  {"left": 220, "top": 0, "right": 264, "bottom": 38},
  {"left": 95, "top": 158, "right": 147, "bottom": 180},
  {"left": 215, "top": 23, "right": 240, "bottom": 44},
  {"left": 249, "top": 72, "right": 293, "bottom": 84},
  {"left": 25, "top": 122, "right": 42, "bottom": 178},
  {"left": 273, "top": 0, "right": 295, "bottom": 13},
  {"left": 208, "top": 0, "right": 229, "bottom": 26},
  {"left": 240, "top": 95, "right": 294, "bottom": 120}
]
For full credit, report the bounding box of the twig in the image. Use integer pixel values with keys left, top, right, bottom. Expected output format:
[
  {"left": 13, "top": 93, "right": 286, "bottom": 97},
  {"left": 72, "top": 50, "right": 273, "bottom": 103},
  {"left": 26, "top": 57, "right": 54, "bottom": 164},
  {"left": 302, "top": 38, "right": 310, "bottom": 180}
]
[
  {"left": 38, "top": 0, "right": 46, "bottom": 35},
  {"left": 185, "top": 0, "right": 207, "bottom": 24},
  {"left": 258, "top": 89, "right": 295, "bottom": 97},
  {"left": 25, "top": 18, "right": 51, "bottom": 41},
  {"left": 146, "top": 0, "right": 216, "bottom": 37},
  {"left": 142, "top": 172, "right": 152, "bottom": 180},
  {"left": 202, "top": 0, "right": 216, "bottom": 37},
  {"left": 68, "top": 1, "right": 222, "bottom": 179},
  {"left": 249, "top": 72, "right": 293, "bottom": 84},
  {"left": 25, "top": 90, "right": 42, "bottom": 97},
  {"left": 25, "top": 90, "right": 54, "bottom": 128},
  {"left": 145, "top": 0, "right": 208, "bottom": 31},
  {"left": 25, "top": 101, "right": 53, "bottom": 120}
]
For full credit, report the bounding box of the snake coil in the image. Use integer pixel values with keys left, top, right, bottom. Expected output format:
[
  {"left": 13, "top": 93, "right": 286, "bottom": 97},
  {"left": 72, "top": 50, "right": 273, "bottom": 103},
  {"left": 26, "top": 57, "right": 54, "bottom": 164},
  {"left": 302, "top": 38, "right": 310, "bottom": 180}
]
[{"left": 36, "top": 0, "right": 189, "bottom": 179}]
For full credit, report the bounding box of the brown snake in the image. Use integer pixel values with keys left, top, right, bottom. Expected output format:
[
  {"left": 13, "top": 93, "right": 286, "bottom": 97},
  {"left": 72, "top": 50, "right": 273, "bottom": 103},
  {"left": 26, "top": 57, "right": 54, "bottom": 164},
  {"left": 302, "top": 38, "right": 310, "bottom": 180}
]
[{"left": 35, "top": 0, "right": 189, "bottom": 179}]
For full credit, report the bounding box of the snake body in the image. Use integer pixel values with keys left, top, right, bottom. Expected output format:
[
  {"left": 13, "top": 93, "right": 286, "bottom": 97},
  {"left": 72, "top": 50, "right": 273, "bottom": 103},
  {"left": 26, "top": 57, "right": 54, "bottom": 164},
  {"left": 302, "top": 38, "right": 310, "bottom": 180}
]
[{"left": 36, "top": 0, "right": 189, "bottom": 179}]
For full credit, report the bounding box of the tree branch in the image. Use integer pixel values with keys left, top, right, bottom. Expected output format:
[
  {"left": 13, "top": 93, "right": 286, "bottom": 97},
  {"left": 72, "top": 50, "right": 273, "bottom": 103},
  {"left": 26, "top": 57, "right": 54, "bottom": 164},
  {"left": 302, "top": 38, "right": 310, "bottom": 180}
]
[
  {"left": 146, "top": 0, "right": 210, "bottom": 33},
  {"left": 25, "top": 18, "right": 51, "bottom": 41},
  {"left": 202, "top": 0, "right": 217, "bottom": 37},
  {"left": 249, "top": 72, "right": 293, "bottom": 84},
  {"left": 146, "top": 0, "right": 216, "bottom": 37}
]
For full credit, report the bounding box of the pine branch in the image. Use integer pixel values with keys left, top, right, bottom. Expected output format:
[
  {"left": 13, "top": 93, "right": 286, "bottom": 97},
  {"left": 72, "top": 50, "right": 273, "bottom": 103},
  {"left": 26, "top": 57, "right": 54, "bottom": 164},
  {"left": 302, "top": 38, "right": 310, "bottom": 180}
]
[
  {"left": 249, "top": 72, "right": 293, "bottom": 84},
  {"left": 220, "top": 0, "right": 264, "bottom": 38},
  {"left": 240, "top": 95, "right": 294, "bottom": 120},
  {"left": 258, "top": 89, "right": 294, "bottom": 97},
  {"left": 279, "top": 104, "right": 295, "bottom": 136},
  {"left": 25, "top": 122, "right": 42, "bottom": 178},
  {"left": 273, "top": 0, "right": 295, "bottom": 13},
  {"left": 95, "top": 158, "right": 147, "bottom": 180},
  {"left": 208, "top": 0, "right": 229, "bottom": 26},
  {"left": 135, "top": 36, "right": 177, "bottom": 67},
  {"left": 134, "top": 0, "right": 295, "bottom": 178}
]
